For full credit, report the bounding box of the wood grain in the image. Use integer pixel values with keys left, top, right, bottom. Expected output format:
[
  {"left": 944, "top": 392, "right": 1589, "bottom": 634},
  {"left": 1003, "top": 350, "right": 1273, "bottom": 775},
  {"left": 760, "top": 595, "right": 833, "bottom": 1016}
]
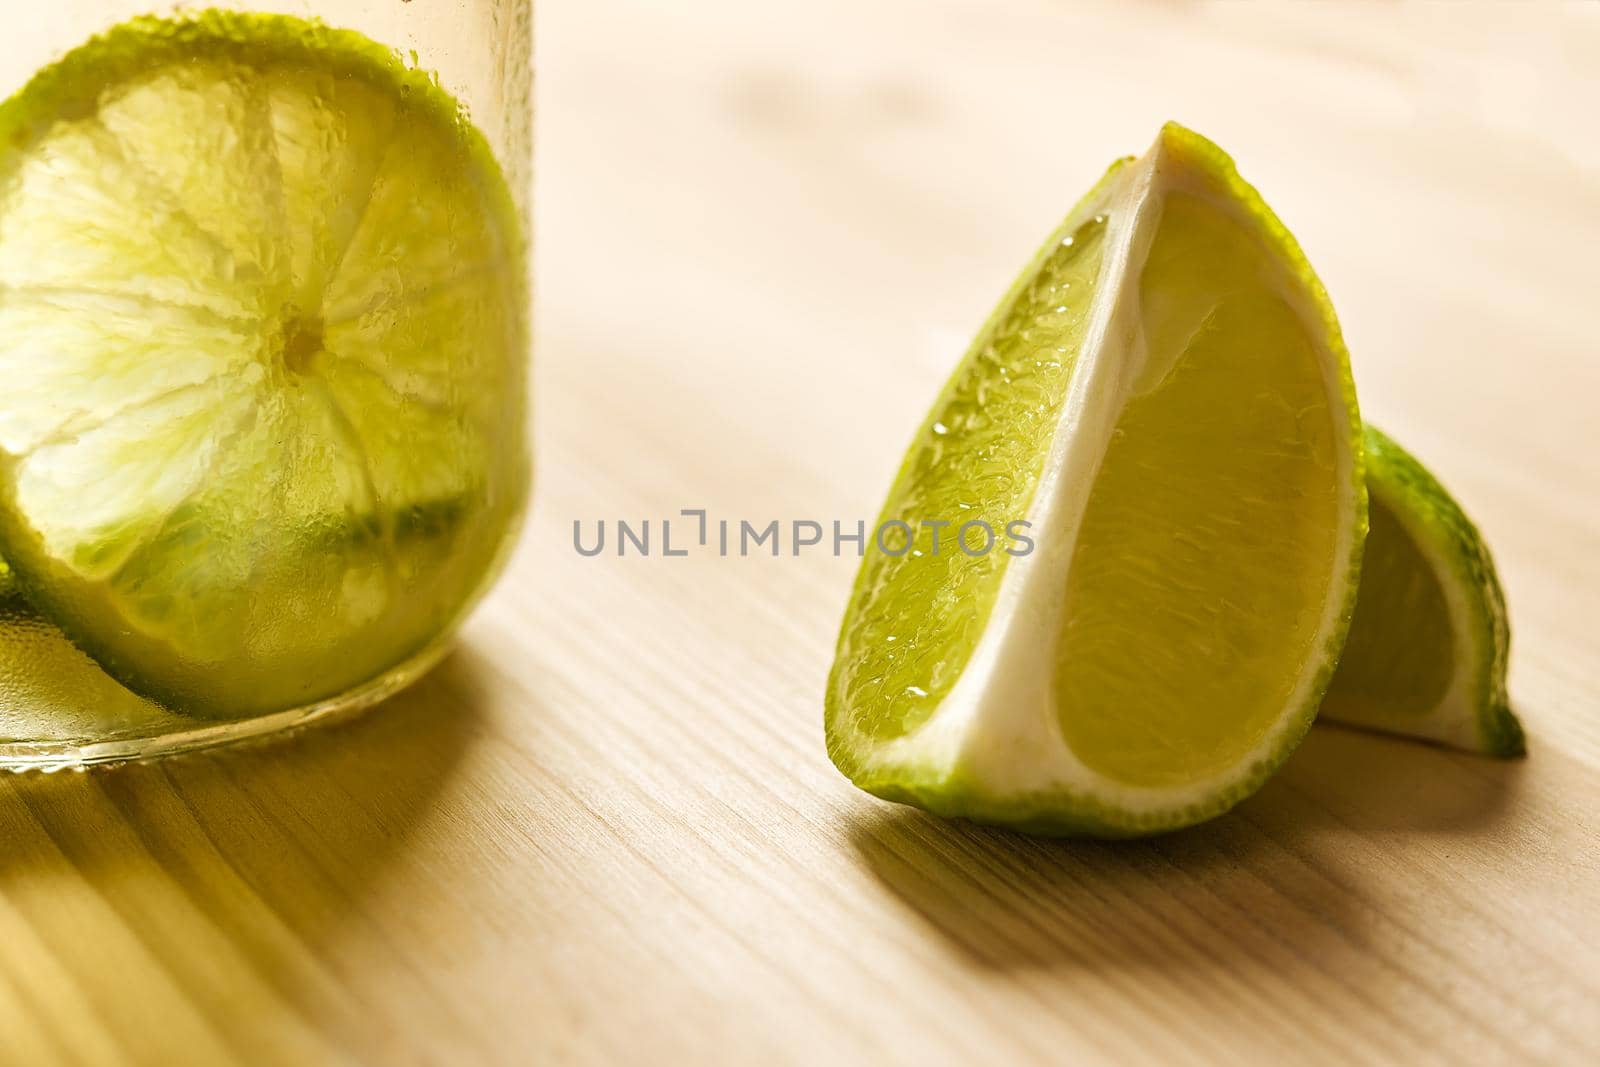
[{"left": 3, "top": 1, "right": 1599, "bottom": 1063}]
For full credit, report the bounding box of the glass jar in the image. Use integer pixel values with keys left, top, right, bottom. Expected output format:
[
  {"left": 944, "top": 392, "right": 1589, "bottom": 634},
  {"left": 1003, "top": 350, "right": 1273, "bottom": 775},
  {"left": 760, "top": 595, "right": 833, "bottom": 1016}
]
[{"left": 0, "top": 1, "right": 533, "bottom": 768}]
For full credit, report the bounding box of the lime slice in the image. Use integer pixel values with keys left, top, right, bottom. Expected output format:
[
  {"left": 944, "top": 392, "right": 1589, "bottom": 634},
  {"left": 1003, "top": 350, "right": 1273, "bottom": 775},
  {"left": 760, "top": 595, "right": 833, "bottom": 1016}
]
[
  {"left": 825, "top": 124, "right": 1365, "bottom": 836},
  {"left": 0, "top": 13, "right": 527, "bottom": 718},
  {"left": 1319, "top": 426, "right": 1522, "bottom": 756}
]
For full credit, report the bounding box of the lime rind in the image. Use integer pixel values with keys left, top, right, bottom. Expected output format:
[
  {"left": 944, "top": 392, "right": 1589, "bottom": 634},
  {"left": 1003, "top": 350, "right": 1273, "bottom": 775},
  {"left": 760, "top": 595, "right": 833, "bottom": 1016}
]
[
  {"left": 826, "top": 124, "right": 1366, "bottom": 836},
  {"left": 0, "top": 12, "right": 528, "bottom": 718},
  {"left": 1320, "top": 426, "right": 1522, "bottom": 757}
]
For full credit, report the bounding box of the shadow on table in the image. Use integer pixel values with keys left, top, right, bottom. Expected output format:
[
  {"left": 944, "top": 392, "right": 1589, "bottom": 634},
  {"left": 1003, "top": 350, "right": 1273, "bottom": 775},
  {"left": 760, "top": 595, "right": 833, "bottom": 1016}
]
[
  {"left": 0, "top": 645, "right": 493, "bottom": 1059},
  {"left": 849, "top": 724, "right": 1527, "bottom": 973}
]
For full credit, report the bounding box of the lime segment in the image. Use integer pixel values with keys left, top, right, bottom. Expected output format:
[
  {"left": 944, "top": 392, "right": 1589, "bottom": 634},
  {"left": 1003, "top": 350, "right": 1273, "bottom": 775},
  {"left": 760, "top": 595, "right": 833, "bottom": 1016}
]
[
  {"left": 1054, "top": 191, "right": 1344, "bottom": 788},
  {"left": 836, "top": 171, "right": 1120, "bottom": 744}
]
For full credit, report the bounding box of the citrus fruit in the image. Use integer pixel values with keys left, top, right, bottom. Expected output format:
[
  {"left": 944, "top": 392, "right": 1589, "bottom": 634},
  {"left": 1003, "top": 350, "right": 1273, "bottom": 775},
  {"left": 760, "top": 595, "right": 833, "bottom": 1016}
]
[
  {"left": 0, "top": 12, "right": 527, "bottom": 718},
  {"left": 825, "top": 123, "right": 1365, "bottom": 836},
  {"left": 1319, "top": 426, "right": 1523, "bottom": 756}
]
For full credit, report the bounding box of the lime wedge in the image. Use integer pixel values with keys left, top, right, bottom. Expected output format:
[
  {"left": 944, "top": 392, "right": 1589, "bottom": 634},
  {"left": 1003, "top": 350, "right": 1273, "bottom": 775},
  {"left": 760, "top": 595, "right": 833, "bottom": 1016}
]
[
  {"left": 1319, "top": 426, "right": 1523, "bottom": 756},
  {"left": 0, "top": 13, "right": 527, "bottom": 718},
  {"left": 825, "top": 124, "right": 1365, "bottom": 836}
]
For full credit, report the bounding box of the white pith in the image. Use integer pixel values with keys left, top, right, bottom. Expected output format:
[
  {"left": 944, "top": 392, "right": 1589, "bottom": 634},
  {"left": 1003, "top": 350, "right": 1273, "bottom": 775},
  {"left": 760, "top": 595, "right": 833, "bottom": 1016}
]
[{"left": 851, "top": 132, "right": 1363, "bottom": 817}]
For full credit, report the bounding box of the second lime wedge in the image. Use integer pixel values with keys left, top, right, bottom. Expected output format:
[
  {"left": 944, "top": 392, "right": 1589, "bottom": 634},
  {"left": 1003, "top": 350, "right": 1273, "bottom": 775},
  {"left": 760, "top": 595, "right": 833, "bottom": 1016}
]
[{"left": 1320, "top": 426, "right": 1523, "bottom": 756}]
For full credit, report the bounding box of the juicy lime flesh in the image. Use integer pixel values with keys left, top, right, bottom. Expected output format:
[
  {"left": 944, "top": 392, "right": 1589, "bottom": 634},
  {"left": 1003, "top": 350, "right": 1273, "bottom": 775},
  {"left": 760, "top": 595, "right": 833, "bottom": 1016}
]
[
  {"left": 834, "top": 213, "right": 1109, "bottom": 741},
  {"left": 1052, "top": 191, "right": 1342, "bottom": 788},
  {"left": 0, "top": 16, "right": 525, "bottom": 717},
  {"left": 1320, "top": 493, "right": 1454, "bottom": 722}
]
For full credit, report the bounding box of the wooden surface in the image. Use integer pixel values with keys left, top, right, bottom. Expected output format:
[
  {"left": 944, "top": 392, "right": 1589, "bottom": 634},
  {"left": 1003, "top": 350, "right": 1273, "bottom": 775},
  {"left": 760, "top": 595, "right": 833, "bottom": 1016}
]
[{"left": 4, "top": 2, "right": 1600, "bottom": 1063}]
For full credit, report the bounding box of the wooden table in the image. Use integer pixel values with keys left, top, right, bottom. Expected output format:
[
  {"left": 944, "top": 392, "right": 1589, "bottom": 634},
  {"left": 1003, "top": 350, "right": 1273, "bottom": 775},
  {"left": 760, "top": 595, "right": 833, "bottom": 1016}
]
[{"left": 3, "top": 2, "right": 1598, "bottom": 1063}]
